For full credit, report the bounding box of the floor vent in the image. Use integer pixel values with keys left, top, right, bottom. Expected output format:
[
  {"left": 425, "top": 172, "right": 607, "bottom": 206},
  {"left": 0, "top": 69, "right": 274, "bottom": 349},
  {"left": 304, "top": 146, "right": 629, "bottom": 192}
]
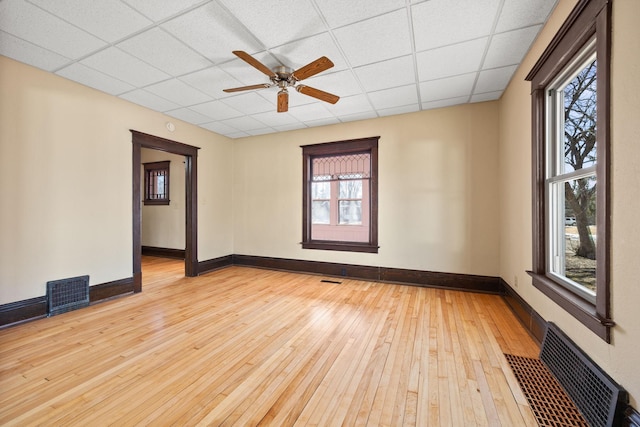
[
  {"left": 505, "top": 353, "right": 588, "bottom": 426},
  {"left": 541, "top": 323, "right": 628, "bottom": 427},
  {"left": 46, "top": 275, "right": 89, "bottom": 316}
]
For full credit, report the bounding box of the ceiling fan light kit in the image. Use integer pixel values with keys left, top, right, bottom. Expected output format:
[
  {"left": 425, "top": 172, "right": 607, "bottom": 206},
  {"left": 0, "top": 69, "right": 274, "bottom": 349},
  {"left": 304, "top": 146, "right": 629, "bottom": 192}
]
[{"left": 223, "top": 51, "right": 340, "bottom": 113}]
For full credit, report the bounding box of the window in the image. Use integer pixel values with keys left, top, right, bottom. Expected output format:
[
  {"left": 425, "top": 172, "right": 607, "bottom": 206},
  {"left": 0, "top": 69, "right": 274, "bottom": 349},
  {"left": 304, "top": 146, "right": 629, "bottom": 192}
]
[
  {"left": 302, "top": 137, "right": 379, "bottom": 253},
  {"left": 526, "top": 0, "right": 612, "bottom": 341},
  {"left": 143, "top": 161, "right": 170, "bottom": 205}
]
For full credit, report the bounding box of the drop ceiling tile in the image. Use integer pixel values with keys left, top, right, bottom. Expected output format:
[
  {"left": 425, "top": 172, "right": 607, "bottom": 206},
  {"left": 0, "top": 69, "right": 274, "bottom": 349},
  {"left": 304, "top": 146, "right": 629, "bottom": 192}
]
[
  {"left": 200, "top": 121, "right": 240, "bottom": 135},
  {"left": 470, "top": 91, "right": 502, "bottom": 103},
  {"left": 227, "top": 131, "right": 251, "bottom": 139},
  {"left": 328, "top": 94, "right": 373, "bottom": 116},
  {"left": 377, "top": 104, "right": 420, "bottom": 117},
  {"left": 119, "top": 89, "right": 181, "bottom": 112},
  {"left": 217, "top": 0, "right": 326, "bottom": 47},
  {"left": 0, "top": 30, "right": 70, "bottom": 71},
  {"left": 303, "top": 69, "right": 362, "bottom": 99},
  {"left": 121, "top": 0, "right": 205, "bottom": 22},
  {"left": 416, "top": 38, "right": 487, "bottom": 82},
  {"left": 117, "top": 28, "right": 211, "bottom": 76},
  {"left": 179, "top": 66, "right": 245, "bottom": 99},
  {"left": 252, "top": 111, "right": 301, "bottom": 127},
  {"left": 412, "top": 0, "right": 501, "bottom": 51},
  {"left": 270, "top": 32, "right": 348, "bottom": 72},
  {"left": 166, "top": 107, "right": 213, "bottom": 124},
  {"left": 220, "top": 92, "right": 275, "bottom": 115},
  {"left": 483, "top": 26, "right": 540, "bottom": 69},
  {"left": 144, "top": 79, "right": 211, "bottom": 106},
  {"left": 189, "top": 100, "right": 243, "bottom": 121},
  {"left": 368, "top": 84, "right": 419, "bottom": 110},
  {"left": 419, "top": 73, "right": 476, "bottom": 102},
  {"left": 28, "top": 0, "right": 151, "bottom": 43},
  {"left": 354, "top": 55, "right": 416, "bottom": 92},
  {"left": 0, "top": 0, "right": 106, "bottom": 59},
  {"left": 162, "top": 2, "right": 262, "bottom": 64},
  {"left": 333, "top": 9, "right": 412, "bottom": 67},
  {"left": 474, "top": 65, "right": 518, "bottom": 93},
  {"left": 220, "top": 116, "right": 267, "bottom": 132},
  {"left": 274, "top": 123, "right": 308, "bottom": 132},
  {"left": 313, "top": 0, "right": 405, "bottom": 28},
  {"left": 288, "top": 103, "right": 335, "bottom": 122},
  {"left": 304, "top": 117, "right": 341, "bottom": 127},
  {"left": 246, "top": 128, "right": 277, "bottom": 136},
  {"left": 496, "top": 0, "right": 558, "bottom": 32},
  {"left": 80, "top": 47, "right": 170, "bottom": 87},
  {"left": 421, "top": 96, "right": 469, "bottom": 110},
  {"left": 339, "top": 111, "right": 378, "bottom": 123},
  {"left": 56, "top": 63, "right": 134, "bottom": 95}
]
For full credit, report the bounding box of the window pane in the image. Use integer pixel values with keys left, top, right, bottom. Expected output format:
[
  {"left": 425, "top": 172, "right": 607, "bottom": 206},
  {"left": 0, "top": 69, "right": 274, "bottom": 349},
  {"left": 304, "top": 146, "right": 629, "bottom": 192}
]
[
  {"left": 339, "top": 180, "right": 362, "bottom": 199},
  {"left": 550, "top": 175, "right": 597, "bottom": 296},
  {"left": 312, "top": 181, "right": 330, "bottom": 199},
  {"left": 312, "top": 201, "right": 330, "bottom": 224},
  {"left": 561, "top": 59, "right": 597, "bottom": 174},
  {"left": 339, "top": 200, "right": 362, "bottom": 225}
]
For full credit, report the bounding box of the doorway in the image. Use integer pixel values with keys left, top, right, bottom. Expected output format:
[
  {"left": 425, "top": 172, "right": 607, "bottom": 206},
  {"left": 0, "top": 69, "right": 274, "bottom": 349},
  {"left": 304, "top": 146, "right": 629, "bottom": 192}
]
[{"left": 131, "top": 130, "right": 200, "bottom": 292}]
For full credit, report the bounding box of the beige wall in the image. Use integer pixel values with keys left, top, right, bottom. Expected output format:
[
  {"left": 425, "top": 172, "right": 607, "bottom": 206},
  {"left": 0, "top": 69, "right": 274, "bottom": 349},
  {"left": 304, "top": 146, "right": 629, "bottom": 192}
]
[
  {"left": 233, "top": 102, "right": 500, "bottom": 276},
  {"left": 0, "top": 55, "right": 234, "bottom": 304},
  {"left": 140, "top": 149, "right": 185, "bottom": 250},
  {"left": 498, "top": 0, "right": 640, "bottom": 406}
]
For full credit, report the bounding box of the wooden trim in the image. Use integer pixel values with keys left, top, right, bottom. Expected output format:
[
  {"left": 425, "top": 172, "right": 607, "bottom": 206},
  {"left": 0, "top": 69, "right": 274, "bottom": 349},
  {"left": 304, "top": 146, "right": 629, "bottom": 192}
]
[
  {"left": 141, "top": 246, "right": 186, "bottom": 259},
  {"left": 131, "top": 130, "right": 200, "bottom": 285},
  {"left": 89, "top": 277, "right": 135, "bottom": 303},
  {"left": 626, "top": 406, "right": 640, "bottom": 427},
  {"left": 500, "top": 278, "right": 547, "bottom": 345},
  {"left": 232, "top": 254, "right": 501, "bottom": 293},
  {"left": 198, "top": 255, "right": 234, "bottom": 274},
  {"left": 0, "top": 296, "right": 46, "bottom": 328},
  {"left": 0, "top": 276, "right": 134, "bottom": 328}
]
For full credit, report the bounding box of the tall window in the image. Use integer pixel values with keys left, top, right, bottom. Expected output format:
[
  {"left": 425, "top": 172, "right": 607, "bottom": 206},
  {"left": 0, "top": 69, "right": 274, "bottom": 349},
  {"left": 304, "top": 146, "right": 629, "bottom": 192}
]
[
  {"left": 143, "top": 161, "right": 170, "bottom": 205},
  {"left": 302, "top": 137, "right": 379, "bottom": 253},
  {"left": 526, "top": 0, "right": 611, "bottom": 341}
]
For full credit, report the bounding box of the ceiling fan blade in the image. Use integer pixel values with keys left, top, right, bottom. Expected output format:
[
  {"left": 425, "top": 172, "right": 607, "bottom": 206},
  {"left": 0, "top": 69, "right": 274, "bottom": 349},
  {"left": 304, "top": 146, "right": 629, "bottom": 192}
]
[
  {"left": 232, "top": 51, "right": 276, "bottom": 78},
  {"left": 223, "top": 83, "right": 272, "bottom": 93},
  {"left": 277, "top": 90, "right": 289, "bottom": 113},
  {"left": 296, "top": 85, "right": 340, "bottom": 104},
  {"left": 292, "top": 56, "right": 334, "bottom": 81}
]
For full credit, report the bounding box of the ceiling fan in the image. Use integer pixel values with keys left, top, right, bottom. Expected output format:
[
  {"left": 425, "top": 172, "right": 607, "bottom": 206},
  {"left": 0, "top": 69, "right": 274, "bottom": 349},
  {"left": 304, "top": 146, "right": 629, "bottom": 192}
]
[{"left": 223, "top": 51, "right": 340, "bottom": 113}]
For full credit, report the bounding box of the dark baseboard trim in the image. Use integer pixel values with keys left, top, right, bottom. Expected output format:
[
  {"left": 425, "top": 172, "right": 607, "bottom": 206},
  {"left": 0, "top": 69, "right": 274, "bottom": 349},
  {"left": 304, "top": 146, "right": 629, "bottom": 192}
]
[
  {"left": 232, "top": 254, "right": 502, "bottom": 294},
  {"left": 626, "top": 406, "right": 640, "bottom": 427},
  {"left": 89, "top": 277, "right": 135, "bottom": 303},
  {"left": 500, "top": 278, "right": 547, "bottom": 345},
  {"left": 0, "top": 276, "right": 134, "bottom": 329},
  {"left": 141, "top": 246, "right": 185, "bottom": 259},
  {"left": 0, "top": 296, "right": 47, "bottom": 328},
  {"left": 198, "top": 255, "right": 234, "bottom": 275}
]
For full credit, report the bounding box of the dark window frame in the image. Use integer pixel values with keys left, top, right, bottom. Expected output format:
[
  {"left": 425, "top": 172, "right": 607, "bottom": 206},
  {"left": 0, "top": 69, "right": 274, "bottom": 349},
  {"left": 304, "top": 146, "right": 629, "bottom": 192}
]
[
  {"left": 302, "top": 136, "right": 379, "bottom": 253},
  {"left": 143, "top": 160, "right": 170, "bottom": 206},
  {"left": 525, "top": 0, "right": 612, "bottom": 342}
]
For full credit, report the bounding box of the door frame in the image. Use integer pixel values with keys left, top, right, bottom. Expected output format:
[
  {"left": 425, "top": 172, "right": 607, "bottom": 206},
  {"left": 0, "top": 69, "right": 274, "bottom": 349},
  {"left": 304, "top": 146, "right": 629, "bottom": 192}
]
[{"left": 131, "top": 130, "right": 200, "bottom": 292}]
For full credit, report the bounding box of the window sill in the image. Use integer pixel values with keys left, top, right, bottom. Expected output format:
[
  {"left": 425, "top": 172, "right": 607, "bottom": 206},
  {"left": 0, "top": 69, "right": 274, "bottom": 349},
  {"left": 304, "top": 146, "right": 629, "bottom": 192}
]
[
  {"left": 302, "top": 241, "right": 379, "bottom": 254},
  {"left": 143, "top": 200, "right": 170, "bottom": 206},
  {"left": 527, "top": 271, "right": 612, "bottom": 342}
]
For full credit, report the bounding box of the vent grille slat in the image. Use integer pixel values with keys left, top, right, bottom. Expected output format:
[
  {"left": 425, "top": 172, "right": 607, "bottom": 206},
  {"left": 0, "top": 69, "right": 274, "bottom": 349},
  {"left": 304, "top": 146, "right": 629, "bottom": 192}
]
[{"left": 47, "top": 275, "right": 89, "bottom": 316}]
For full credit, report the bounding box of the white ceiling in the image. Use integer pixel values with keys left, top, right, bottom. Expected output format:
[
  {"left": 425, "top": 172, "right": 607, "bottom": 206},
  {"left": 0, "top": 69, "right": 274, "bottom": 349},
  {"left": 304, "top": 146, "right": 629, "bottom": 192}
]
[{"left": 0, "top": 0, "right": 558, "bottom": 139}]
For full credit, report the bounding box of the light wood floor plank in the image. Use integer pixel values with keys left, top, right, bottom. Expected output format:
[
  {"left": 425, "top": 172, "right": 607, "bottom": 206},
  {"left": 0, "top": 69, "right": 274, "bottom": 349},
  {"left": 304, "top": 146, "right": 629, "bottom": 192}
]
[{"left": 0, "top": 257, "right": 539, "bottom": 426}]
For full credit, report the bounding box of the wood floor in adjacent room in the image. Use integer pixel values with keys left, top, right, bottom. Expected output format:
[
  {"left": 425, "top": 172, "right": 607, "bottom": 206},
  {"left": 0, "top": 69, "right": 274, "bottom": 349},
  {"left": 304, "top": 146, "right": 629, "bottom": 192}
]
[{"left": 0, "top": 257, "right": 540, "bottom": 426}]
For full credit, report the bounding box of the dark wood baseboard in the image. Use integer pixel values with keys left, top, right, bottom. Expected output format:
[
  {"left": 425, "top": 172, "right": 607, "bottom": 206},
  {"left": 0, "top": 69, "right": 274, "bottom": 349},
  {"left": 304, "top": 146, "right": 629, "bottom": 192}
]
[
  {"left": 0, "top": 276, "right": 134, "bottom": 329},
  {"left": 141, "top": 246, "right": 185, "bottom": 259},
  {"left": 198, "top": 255, "right": 234, "bottom": 274},
  {"left": 232, "top": 254, "right": 502, "bottom": 294},
  {"left": 89, "top": 277, "right": 135, "bottom": 303},
  {"left": 0, "top": 296, "right": 47, "bottom": 328},
  {"left": 500, "top": 278, "right": 547, "bottom": 345}
]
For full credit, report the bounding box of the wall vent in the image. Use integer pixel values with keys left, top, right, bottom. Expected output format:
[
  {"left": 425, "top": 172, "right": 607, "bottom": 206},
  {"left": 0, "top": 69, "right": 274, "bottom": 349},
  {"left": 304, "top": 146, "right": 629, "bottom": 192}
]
[
  {"left": 540, "top": 323, "right": 627, "bottom": 427},
  {"left": 46, "top": 275, "right": 89, "bottom": 316}
]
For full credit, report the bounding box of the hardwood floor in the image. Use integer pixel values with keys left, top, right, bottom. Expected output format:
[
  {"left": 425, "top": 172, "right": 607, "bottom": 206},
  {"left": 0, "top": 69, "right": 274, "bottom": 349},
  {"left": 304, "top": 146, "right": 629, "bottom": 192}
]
[{"left": 0, "top": 257, "right": 539, "bottom": 426}]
